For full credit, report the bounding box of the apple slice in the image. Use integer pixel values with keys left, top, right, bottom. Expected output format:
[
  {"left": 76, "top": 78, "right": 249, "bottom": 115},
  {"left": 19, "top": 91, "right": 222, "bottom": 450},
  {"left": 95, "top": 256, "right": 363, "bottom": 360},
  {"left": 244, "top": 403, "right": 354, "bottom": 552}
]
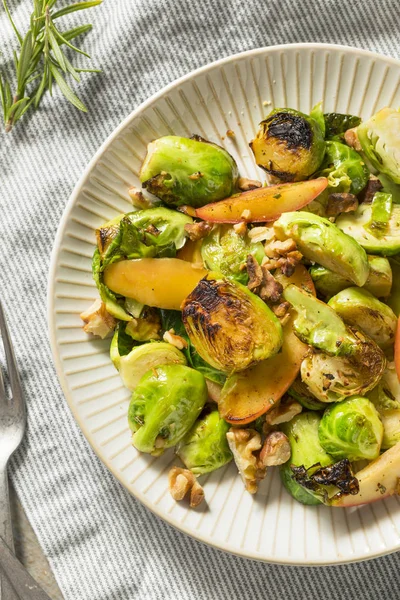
[
  {"left": 395, "top": 317, "right": 400, "bottom": 382},
  {"left": 274, "top": 263, "right": 316, "bottom": 296},
  {"left": 104, "top": 258, "right": 207, "bottom": 310},
  {"left": 195, "top": 177, "right": 328, "bottom": 223},
  {"left": 331, "top": 441, "right": 400, "bottom": 507},
  {"left": 176, "top": 239, "right": 204, "bottom": 265},
  {"left": 218, "top": 313, "right": 309, "bottom": 424}
]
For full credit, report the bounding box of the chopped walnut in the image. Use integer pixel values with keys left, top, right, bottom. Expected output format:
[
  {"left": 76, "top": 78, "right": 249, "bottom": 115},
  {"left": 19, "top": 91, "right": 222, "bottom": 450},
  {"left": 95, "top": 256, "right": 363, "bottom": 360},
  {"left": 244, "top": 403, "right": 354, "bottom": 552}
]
[
  {"left": 259, "top": 432, "right": 291, "bottom": 467},
  {"left": 265, "top": 399, "right": 303, "bottom": 426},
  {"left": 163, "top": 329, "right": 188, "bottom": 350},
  {"left": 326, "top": 193, "right": 358, "bottom": 217},
  {"left": 184, "top": 221, "right": 212, "bottom": 241},
  {"left": 233, "top": 221, "right": 248, "bottom": 236},
  {"left": 128, "top": 187, "right": 153, "bottom": 209},
  {"left": 359, "top": 176, "right": 383, "bottom": 203},
  {"left": 344, "top": 127, "right": 362, "bottom": 151},
  {"left": 177, "top": 205, "right": 197, "bottom": 217},
  {"left": 248, "top": 226, "right": 275, "bottom": 243},
  {"left": 226, "top": 129, "right": 235, "bottom": 137},
  {"left": 168, "top": 467, "right": 205, "bottom": 507},
  {"left": 259, "top": 266, "right": 283, "bottom": 303},
  {"left": 80, "top": 299, "right": 117, "bottom": 339},
  {"left": 280, "top": 250, "right": 303, "bottom": 277},
  {"left": 145, "top": 223, "right": 161, "bottom": 236},
  {"left": 272, "top": 301, "right": 290, "bottom": 318},
  {"left": 246, "top": 254, "right": 263, "bottom": 290},
  {"left": 265, "top": 238, "right": 297, "bottom": 259},
  {"left": 226, "top": 428, "right": 265, "bottom": 494},
  {"left": 241, "top": 209, "right": 252, "bottom": 220},
  {"left": 238, "top": 177, "right": 262, "bottom": 191},
  {"left": 188, "top": 171, "right": 204, "bottom": 180}
]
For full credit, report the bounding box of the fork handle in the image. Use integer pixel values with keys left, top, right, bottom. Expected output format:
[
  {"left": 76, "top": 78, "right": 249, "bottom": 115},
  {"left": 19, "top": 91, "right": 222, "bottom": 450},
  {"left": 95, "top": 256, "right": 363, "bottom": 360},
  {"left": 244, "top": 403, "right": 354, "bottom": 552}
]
[{"left": 0, "top": 463, "right": 18, "bottom": 600}]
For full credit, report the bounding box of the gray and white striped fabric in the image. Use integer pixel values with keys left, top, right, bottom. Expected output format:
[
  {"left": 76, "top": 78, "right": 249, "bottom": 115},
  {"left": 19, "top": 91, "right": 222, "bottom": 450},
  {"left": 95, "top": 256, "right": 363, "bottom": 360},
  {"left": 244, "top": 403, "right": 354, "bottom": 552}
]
[{"left": 2, "top": 1, "right": 400, "bottom": 598}]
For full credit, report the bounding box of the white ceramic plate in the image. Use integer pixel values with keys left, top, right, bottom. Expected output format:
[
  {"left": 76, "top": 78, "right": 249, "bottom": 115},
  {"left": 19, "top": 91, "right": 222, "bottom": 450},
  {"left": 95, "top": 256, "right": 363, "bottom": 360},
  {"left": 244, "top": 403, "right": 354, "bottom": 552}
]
[{"left": 48, "top": 43, "right": 400, "bottom": 565}]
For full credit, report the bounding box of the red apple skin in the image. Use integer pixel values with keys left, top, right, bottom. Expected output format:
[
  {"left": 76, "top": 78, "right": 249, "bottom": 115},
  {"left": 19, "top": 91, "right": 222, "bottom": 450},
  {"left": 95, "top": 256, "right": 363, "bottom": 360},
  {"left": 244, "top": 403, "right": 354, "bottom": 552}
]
[
  {"left": 195, "top": 177, "right": 328, "bottom": 223},
  {"left": 331, "top": 441, "right": 400, "bottom": 507},
  {"left": 218, "top": 312, "right": 309, "bottom": 425},
  {"left": 395, "top": 317, "right": 400, "bottom": 382}
]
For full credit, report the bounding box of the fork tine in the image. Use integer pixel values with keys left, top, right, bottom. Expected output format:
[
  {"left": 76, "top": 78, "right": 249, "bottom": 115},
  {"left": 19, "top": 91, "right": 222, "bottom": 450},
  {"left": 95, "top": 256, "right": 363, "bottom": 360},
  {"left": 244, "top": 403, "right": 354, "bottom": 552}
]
[
  {"left": 0, "top": 363, "right": 6, "bottom": 404},
  {"left": 0, "top": 301, "right": 24, "bottom": 411}
]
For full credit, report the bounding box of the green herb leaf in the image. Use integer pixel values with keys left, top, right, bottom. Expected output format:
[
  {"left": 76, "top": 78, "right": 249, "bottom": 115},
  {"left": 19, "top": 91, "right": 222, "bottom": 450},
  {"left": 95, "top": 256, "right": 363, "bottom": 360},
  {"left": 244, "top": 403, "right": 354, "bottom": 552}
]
[
  {"left": 2, "top": 0, "right": 23, "bottom": 44},
  {"left": 52, "top": 23, "right": 91, "bottom": 58},
  {"left": 48, "top": 27, "right": 67, "bottom": 72},
  {"left": 49, "top": 62, "right": 87, "bottom": 112},
  {"left": 52, "top": 1, "right": 102, "bottom": 20},
  {"left": 5, "top": 97, "right": 30, "bottom": 122},
  {"left": 17, "top": 31, "right": 34, "bottom": 92},
  {"left": 62, "top": 23, "right": 93, "bottom": 42}
]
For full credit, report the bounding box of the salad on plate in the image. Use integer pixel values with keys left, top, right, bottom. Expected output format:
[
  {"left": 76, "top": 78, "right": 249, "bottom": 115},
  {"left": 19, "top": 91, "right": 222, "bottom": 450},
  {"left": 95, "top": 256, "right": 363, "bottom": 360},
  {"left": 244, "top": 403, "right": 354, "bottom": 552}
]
[{"left": 80, "top": 104, "right": 400, "bottom": 509}]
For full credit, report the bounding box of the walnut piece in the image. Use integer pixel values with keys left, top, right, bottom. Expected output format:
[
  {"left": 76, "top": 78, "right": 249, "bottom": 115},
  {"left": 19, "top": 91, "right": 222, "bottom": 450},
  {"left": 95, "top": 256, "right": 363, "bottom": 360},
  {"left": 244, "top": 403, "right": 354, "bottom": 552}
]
[
  {"left": 226, "top": 428, "right": 266, "bottom": 494},
  {"left": 326, "top": 193, "right": 358, "bottom": 217},
  {"left": 168, "top": 467, "right": 205, "bottom": 507},
  {"left": 226, "top": 129, "right": 235, "bottom": 138},
  {"left": 163, "top": 329, "right": 188, "bottom": 350},
  {"left": 248, "top": 226, "right": 275, "bottom": 243},
  {"left": 344, "top": 127, "right": 362, "bottom": 151},
  {"left": 246, "top": 254, "right": 263, "bottom": 290},
  {"left": 259, "top": 266, "right": 283, "bottom": 303},
  {"left": 265, "top": 399, "right": 303, "bottom": 426},
  {"left": 128, "top": 187, "right": 153, "bottom": 209},
  {"left": 238, "top": 177, "right": 262, "bottom": 191},
  {"left": 80, "top": 299, "right": 117, "bottom": 339},
  {"left": 241, "top": 209, "right": 252, "bottom": 220},
  {"left": 359, "top": 176, "right": 383, "bottom": 204},
  {"left": 184, "top": 221, "right": 212, "bottom": 241},
  {"left": 259, "top": 431, "right": 291, "bottom": 467},
  {"left": 265, "top": 239, "right": 297, "bottom": 258},
  {"left": 233, "top": 221, "right": 248, "bottom": 236},
  {"left": 272, "top": 301, "right": 290, "bottom": 318},
  {"left": 280, "top": 250, "right": 303, "bottom": 277}
]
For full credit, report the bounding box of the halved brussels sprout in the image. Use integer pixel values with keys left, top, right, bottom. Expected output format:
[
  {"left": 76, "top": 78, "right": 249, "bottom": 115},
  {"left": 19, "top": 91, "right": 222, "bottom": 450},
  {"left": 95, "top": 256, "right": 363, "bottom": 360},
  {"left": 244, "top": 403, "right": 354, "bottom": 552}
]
[
  {"left": 368, "top": 362, "right": 400, "bottom": 449},
  {"left": 139, "top": 136, "right": 239, "bottom": 208},
  {"left": 275, "top": 212, "right": 369, "bottom": 287},
  {"left": 280, "top": 412, "right": 333, "bottom": 505},
  {"left": 250, "top": 108, "right": 325, "bottom": 182},
  {"left": 357, "top": 107, "right": 400, "bottom": 184},
  {"left": 182, "top": 274, "right": 283, "bottom": 374},
  {"left": 288, "top": 377, "right": 326, "bottom": 411},
  {"left": 316, "top": 140, "right": 369, "bottom": 196},
  {"left": 318, "top": 396, "right": 383, "bottom": 461},
  {"left": 201, "top": 226, "right": 264, "bottom": 285},
  {"left": 301, "top": 329, "right": 386, "bottom": 403},
  {"left": 125, "top": 307, "right": 161, "bottom": 342},
  {"left": 111, "top": 336, "right": 186, "bottom": 391},
  {"left": 176, "top": 409, "right": 232, "bottom": 474},
  {"left": 128, "top": 364, "right": 207, "bottom": 454},
  {"left": 310, "top": 256, "right": 392, "bottom": 299},
  {"left": 336, "top": 202, "right": 400, "bottom": 256},
  {"left": 328, "top": 287, "right": 397, "bottom": 349},
  {"left": 388, "top": 257, "right": 400, "bottom": 316}
]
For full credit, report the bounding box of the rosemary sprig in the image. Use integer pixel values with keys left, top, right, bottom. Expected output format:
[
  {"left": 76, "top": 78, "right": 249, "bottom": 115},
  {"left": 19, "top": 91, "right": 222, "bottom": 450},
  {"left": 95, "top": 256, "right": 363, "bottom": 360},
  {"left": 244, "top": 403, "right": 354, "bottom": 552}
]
[{"left": 1, "top": 0, "right": 102, "bottom": 132}]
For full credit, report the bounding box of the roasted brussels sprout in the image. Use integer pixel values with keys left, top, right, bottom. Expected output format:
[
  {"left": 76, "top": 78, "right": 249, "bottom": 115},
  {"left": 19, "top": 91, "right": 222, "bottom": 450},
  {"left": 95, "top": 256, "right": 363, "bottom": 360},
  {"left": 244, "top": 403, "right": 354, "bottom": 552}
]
[
  {"left": 275, "top": 212, "right": 369, "bottom": 287},
  {"left": 357, "top": 107, "right": 400, "bottom": 184},
  {"left": 364, "top": 192, "right": 392, "bottom": 235},
  {"left": 336, "top": 202, "right": 400, "bottom": 256},
  {"left": 128, "top": 364, "right": 207, "bottom": 454},
  {"left": 316, "top": 141, "right": 369, "bottom": 195},
  {"left": 201, "top": 226, "right": 264, "bottom": 285},
  {"left": 99, "top": 207, "right": 193, "bottom": 266},
  {"left": 111, "top": 336, "right": 186, "bottom": 391},
  {"left": 249, "top": 108, "right": 325, "bottom": 182},
  {"left": 288, "top": 377, "right": 326, "bottom": 410},
  {"left": 368, "top": 362, "right": 400, "bottom": 449},
  {"left": 318, "top": 396, "right": 383, "bottom": 461},
  {"left": 323, "top": 113, "right": 361, "bottom": 141},
  {"left": 388, "top": 257, "right": 400, "bottom": 316},
  {"left": 328, "top": 287, "right": 397, "bottom": 349},
  {"left": 176, "top": 409, "right": 232, "bottom": 474},
  {"left": 280, "top": 412, "right": 332, "bottom": 505},
  {"left": 310, "top": 256, "right": 393, "bottom": 299},
  {"left": 182, "top": 274, "right": 283, "bottom": 374},
  {"left": 125, "top": 307, "right": 161, "bottom": 342},
  {"left": 139, "top": 136, "right": 239, "bottom": 208},
  {"left": 300, "top": 331, "right": 386, "bottom": 403}
]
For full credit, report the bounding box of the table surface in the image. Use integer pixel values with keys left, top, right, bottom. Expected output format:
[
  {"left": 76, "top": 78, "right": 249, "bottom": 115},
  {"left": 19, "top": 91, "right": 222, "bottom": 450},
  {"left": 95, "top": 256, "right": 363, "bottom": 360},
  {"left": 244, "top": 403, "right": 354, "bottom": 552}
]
[{"left": 10, "top": 482, "right": 63, "bottom": 600}]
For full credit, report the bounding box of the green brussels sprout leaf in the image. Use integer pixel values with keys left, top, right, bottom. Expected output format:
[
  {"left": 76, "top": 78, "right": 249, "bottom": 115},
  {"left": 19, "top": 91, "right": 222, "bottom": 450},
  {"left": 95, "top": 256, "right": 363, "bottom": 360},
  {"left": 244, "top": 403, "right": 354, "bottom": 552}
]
[
  {"left": 310, "top": 102, "right": 326, "bottom": 137},
  {"left": 365, "top": 192, "right": 392, "bottom": 236},
  {"left": 357, "top": 107, "right": 400, "bottom": 184},
  {"left": 316, "top": 141, "right": 369, "bottom": 196},
  {"left": 323, "top": 113, "right": 361, "bottom": 141},
  {"left": 287, "top": 377, "right": 326, "bottom": 410},
  {"left": 290, "top": 459, "right": 359, "bottom": 503}
]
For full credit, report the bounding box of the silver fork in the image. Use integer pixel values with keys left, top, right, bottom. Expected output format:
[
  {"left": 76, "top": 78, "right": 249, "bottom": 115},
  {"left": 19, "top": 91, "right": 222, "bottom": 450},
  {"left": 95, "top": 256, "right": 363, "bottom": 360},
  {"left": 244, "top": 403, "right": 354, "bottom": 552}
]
[{"left": 0, "top": 301, "right": 26, "bottom": 599}]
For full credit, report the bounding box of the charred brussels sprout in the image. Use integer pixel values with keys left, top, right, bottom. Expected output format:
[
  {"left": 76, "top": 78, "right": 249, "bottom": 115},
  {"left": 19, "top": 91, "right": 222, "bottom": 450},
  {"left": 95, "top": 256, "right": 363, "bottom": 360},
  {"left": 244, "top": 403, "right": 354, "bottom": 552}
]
[
  {"left": 275, "top": 212, "right": 369, "bottom": 287},
  {"left": 316, "top": 140, "right": 369, "bottom": 196},
  {"left": 310, "top": 256, "right": 392, "bottom": 299},
  {"left": 328, "top": 287, "right": 397, "bottom": 349},
  {"left": 139, "top": 136, "right": 239, "bottom": 208},
  {"left": 250, "top": 108, "right": 325, "bottom": 182},
  {"left": 357, "top": 107, "right": 400, "bottom": 184},
  {"left": 111, "top": 335, "right": 187, "bottom": 391},
  {"left": 336, "top": 202, "right": 400, "bottom": 256},
  {"left": 176, "top": 409, "right": 232, "bottom": 474},
  {"left": 201, "top": 226, "right": 264, "bottom": 285},
  {"left": 318, "top": 397, "right": 383, "bottom": 461},
  {"left": 182, "top": 274, "right": 282, "bottom": 374},
  {"left": 128, "top": 365, "right": 207, "bottom": 454},
  {"left": 323, "top": 113, "right": 361, "bottom": 141}
]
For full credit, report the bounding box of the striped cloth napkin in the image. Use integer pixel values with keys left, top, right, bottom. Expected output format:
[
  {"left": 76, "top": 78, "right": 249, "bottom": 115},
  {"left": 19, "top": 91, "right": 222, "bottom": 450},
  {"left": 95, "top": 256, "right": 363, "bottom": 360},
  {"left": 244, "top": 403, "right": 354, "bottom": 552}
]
[{"left": 1, "top": 0, "right": 400, "bottom": 598}]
